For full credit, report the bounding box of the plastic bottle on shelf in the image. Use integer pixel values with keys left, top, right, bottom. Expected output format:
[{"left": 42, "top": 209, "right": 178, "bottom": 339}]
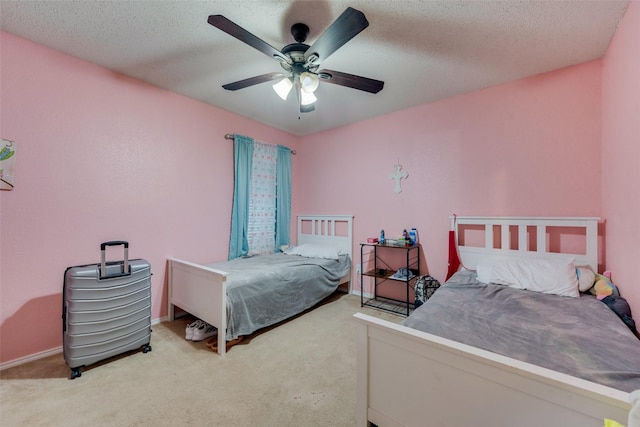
[
  {"left": 380, "top": 229, "right": 385, "bottom": 245},
  {"left": 409, "top": 228, "right": 417, "bottom": 245}
]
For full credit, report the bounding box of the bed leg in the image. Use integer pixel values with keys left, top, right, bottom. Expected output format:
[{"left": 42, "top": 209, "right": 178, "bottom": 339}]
[{"left": 217, "top": 332, "right": 226, "bottom": 356}]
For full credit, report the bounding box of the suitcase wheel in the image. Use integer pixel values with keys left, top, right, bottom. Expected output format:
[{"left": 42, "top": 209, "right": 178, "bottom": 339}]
[
  {"left": 70, "top": 368, "right": 82, "bottom": 380},
  {"left": 142, "top": 344, "right": 152, "bottom": 353}
]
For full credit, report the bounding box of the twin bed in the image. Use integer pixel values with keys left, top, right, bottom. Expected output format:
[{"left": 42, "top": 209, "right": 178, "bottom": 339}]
[
  {"left": 167, "top": 215, "right": 353, "bottom": 355},
  {"left": 355, "top": 216, "right": 640, "bottom": 427}
]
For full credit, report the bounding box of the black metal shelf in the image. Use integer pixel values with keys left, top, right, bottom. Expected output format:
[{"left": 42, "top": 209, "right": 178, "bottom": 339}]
[{"left": 360, "top": 243, "right": 420, "bottom": 317}]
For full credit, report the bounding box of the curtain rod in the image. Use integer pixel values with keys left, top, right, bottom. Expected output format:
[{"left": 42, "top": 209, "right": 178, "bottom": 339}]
[{"left": 225, "top": 134, "right": 296, "bottom": 155}]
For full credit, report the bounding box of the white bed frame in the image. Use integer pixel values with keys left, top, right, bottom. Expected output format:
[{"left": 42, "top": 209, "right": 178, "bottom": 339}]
[
  {"left": 354, "top": 216, "right": 636, "bottom": 427},
  {"left": 168, "top": 215, "right": 353, "bottom": 356}
]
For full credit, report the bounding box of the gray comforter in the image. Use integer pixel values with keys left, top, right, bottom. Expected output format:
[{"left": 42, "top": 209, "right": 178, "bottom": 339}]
[
  {"left": 207, "top": 253, "right": 350, "bottom": 341},
  {"left": 403, "top": 270, "right": 640, "bottom": 392}
]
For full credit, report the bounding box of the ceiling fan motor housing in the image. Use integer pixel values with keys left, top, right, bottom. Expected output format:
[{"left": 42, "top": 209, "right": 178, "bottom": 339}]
[
  {"left": 280, "top": 23, "right": 320, "bottom": 74},
  {"left": 290, "top": 23, "right": 309, "bottom": 43}
]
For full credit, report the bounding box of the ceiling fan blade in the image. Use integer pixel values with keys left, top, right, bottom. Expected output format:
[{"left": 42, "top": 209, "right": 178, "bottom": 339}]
[
  {"left": 304, "top": 7, "right": 369, "bottom": 64},
  {"left": 318, "top": 69, "right": 384, "bottom": 94},
  {"left": 208, "top": 15, "right": 290, "bottom": 63},
  {"left": 222, "top": 72, "right": 286, "bottom": 91}
]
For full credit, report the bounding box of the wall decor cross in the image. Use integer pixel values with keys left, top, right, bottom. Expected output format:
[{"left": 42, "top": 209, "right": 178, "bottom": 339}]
[{"left": 389, "top": 162, "right": 408, "bottom": 194}]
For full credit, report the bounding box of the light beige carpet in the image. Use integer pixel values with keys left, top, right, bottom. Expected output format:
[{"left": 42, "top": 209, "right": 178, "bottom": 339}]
[{"left": 0, "top": 293, "right": 401, "bottom": 426}]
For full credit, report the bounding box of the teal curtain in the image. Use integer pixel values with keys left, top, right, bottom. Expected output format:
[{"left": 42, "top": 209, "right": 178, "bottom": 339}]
[
  {"left": 228, "top": 135, "right": 254, "bottom": 260},
  {"left": 275, "top": 145, "right": 292, "bottom": 250},
  {"left": 228, "top": 135, "right": 292, "bottom": 259}
]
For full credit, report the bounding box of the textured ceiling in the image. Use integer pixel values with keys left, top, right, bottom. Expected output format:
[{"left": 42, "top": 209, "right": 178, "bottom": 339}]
[{"left": 0, "top": 1, "right": 630, "bottom": 136}]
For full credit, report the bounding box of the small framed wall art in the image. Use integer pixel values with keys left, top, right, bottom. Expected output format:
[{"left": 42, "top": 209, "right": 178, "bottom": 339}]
[{"left": 1, "top": 139, "right": 17, "bottom": 191}]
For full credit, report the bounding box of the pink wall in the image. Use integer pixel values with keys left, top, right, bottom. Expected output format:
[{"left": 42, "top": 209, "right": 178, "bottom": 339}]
[
  {"left": 0, "top": 31, "right": 300, "bottom": 363},
  {"left": 297, "top": 61, "right": 603, "bottom": 296},
  {"left": 602, "top": 1, "right": 640, "bottom": 319}
]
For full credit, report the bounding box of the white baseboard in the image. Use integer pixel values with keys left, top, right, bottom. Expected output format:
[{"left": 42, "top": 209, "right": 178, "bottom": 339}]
[
  {"left": 0, "top": 346, "right": 63, "bottom": 371},
  {"left": 0, "top": 317, "right": 167, "bottom": 371},
  {"left": 152, "top": 316, "right": 167, "bottom": 325},
  {"left": 351, "top": 290, "right": 373, "bottom": 299},
  {"left": 351, "top": 289, "right": 373, "bottom": 299}
]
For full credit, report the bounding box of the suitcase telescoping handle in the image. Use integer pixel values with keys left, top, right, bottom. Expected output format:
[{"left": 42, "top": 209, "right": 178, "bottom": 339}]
[{"left": 100, "top": 241, "right": 129, "bottom": 278}]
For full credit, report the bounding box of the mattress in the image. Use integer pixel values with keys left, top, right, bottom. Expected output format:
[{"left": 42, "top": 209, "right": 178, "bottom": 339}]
[
  {"left": 208, "top": 253, "right": 351, "bottom": 341},
  {"left": 402, "top": 269, "right": 640, "bottom": 392}
]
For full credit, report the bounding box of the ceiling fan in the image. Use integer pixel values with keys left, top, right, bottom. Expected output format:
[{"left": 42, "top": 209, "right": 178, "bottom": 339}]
[{"left": 208, "top": 7, "right": 384, "bottom": 113}]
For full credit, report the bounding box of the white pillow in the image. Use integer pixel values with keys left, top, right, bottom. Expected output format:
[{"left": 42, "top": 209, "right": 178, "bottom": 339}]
[
  {"left": 476, "top": 257, "right": 579, "bottom": 298},
  {"left": 576, "top": 266, "right": 596, "bottom": 292},
  {"left": 284, "top": 243, "right": 341, "bottom": 260}
]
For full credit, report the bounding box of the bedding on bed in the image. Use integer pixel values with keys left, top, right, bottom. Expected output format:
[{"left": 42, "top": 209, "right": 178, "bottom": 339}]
[
  {"left": 402, "top": 269, "right": 640, "bottom": 392},
  {"left": 207, "top": 253, "right": 350, "bottom": 341}
]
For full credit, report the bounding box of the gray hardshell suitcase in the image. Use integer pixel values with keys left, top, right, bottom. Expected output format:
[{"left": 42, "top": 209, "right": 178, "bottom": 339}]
[{"left": 63, "top": 241, "right": 152, "bottom": 379}]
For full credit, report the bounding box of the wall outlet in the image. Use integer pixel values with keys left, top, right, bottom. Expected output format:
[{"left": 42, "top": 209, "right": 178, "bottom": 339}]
[{"left": 356, "top": 264, "right": 361, "bottom": 274}]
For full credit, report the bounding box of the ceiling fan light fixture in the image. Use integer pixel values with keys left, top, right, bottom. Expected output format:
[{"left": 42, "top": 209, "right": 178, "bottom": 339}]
[
  {"left": 300, "top": 90, "right": 317, "bottom": 106},
  {"left": 272, "top": 77, "right": 293, "bottom": 100},
  {"left": 300, "top": 72, "right": 320, "bottom": 93}
]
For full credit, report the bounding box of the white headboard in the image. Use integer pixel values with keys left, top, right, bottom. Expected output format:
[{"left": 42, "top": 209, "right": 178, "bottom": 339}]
[
  {"left": 298, "top": 215, "right": 353, "bottom": 260},
  {"left": 451, "top": 216, "right": 600, "bottom": 272}
]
